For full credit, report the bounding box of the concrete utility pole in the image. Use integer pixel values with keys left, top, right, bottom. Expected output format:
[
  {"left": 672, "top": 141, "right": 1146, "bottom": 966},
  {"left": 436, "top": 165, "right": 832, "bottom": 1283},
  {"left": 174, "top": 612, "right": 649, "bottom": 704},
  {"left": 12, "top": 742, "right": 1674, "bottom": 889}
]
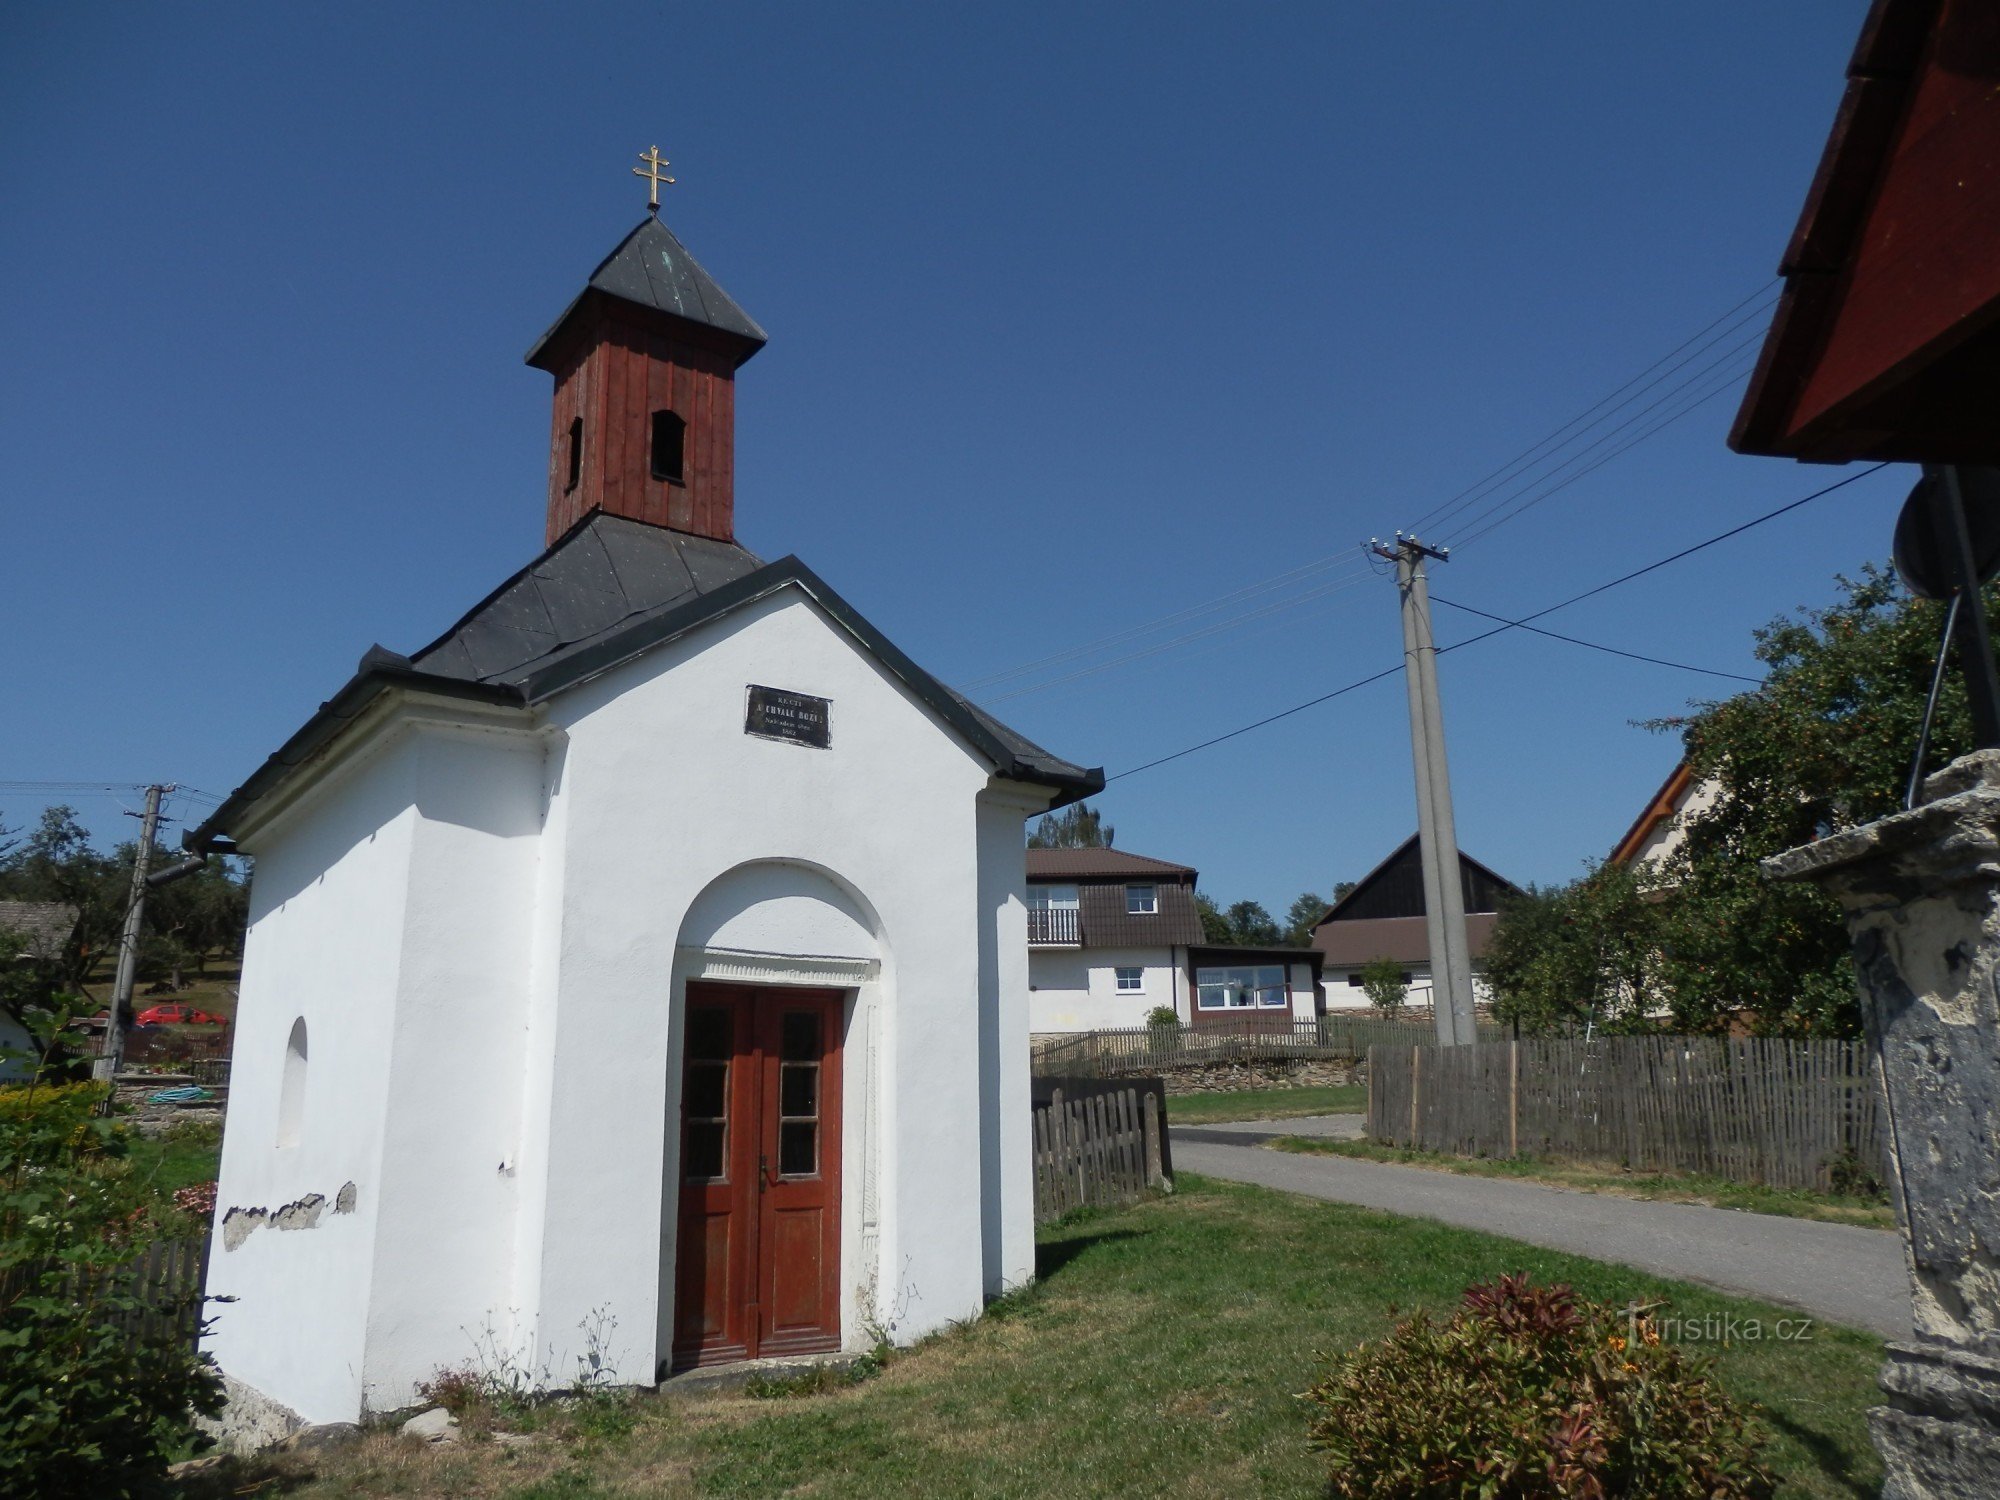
[
  {"left": 95, "top": 783, "right": 169, "bottom": 1081},
  {"left": 1373, "top": 536, "right": 1478, "bottom": 1046}
]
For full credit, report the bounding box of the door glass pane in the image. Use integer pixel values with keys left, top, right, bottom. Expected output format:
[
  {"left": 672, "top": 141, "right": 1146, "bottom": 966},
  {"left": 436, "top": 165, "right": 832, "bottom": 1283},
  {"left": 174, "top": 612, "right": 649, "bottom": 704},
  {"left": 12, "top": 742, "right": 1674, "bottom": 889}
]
[
  {"left": 779, "top": 1061, "right": 817, "bottom": 1118},
  {"left": 780, "top": 1010, "right": 818, "bottom": 1061},
  {"left": 684, "top": 1120, "right": 726, "bottom": 1180},
  {"left": 779, "top": 1120, "right": 816, "bottom": 1177},
  {"left": 684, "top": 1060, "right": 726, "bottom": 1118},
  {"left": 687, "top": 1006, "right": 731, "bottom": 1061}
]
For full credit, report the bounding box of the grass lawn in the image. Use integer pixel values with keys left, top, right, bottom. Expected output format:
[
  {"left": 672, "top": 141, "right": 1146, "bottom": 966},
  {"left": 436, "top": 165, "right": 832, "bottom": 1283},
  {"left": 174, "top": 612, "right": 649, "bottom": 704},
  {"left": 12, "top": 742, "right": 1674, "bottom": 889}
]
[
  {"left": 1165, "top": 1083, "right": 1366, "bottom": 1124},
  {"left": 1270, "top": 1135, "right": 1895, "bottom": 1230},
  {"left": 124, "top": 1118, "right": 223, "bottom": 1213},
  {"left": 187, "top": 1175, "right": 1885, "bottom": 1499}
]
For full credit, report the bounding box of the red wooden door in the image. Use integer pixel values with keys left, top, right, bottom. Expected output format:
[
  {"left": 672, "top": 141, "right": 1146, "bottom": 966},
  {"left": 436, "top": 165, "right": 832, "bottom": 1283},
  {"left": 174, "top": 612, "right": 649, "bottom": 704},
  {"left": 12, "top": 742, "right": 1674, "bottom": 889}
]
[{"left": 673, "top": 983, "right": 842, "bottom": 1370}]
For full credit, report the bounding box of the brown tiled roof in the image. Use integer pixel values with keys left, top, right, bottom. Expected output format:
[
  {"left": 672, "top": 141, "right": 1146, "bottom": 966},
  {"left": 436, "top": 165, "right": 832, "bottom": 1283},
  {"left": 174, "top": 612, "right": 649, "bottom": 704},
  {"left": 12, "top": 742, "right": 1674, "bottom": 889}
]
[
  {"left": 1076, "top": 881, "right": 1205, "bottom": 948},
  {"left": 1025, "top": 848, "right": 1196, "bottom": 880},
  {"left": 1610, "top": 761, "right": 1693, "bottom": 867},
  {"left": 1313, "top": 913, "right": 1500, "bottom": 967}
]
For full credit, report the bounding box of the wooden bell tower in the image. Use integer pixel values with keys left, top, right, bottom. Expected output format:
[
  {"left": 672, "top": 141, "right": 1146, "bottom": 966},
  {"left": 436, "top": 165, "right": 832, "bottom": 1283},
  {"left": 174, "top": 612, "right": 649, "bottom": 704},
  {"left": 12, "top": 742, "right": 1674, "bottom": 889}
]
[{"left": 527, "top": 209, "right": 766, "bottom": 546}]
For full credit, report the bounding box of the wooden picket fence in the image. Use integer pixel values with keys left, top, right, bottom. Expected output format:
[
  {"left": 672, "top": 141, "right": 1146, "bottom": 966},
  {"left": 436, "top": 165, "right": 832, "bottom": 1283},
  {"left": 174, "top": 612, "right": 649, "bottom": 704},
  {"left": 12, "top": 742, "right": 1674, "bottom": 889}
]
[
  {"left": 1034, "top": 1016, "right": 1504, "bottom": 1079},
  {"left": 1367, "top": 1036, "right": 1884, "bottom": 1193},
  {"left": 0, "top": 1235, "right": 210, "bottom": 1355},
  {"left": 116, "top": 1236, "right": 211, "bottom": 1352},
  {"left": 1032, "top": 1085, "right": 1168, "bottom": 1222}
]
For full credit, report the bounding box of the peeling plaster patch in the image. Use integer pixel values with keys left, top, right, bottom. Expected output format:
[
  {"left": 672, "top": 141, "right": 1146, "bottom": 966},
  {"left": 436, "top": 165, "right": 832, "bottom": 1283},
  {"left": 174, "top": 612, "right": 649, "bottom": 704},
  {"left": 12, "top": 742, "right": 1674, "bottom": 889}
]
[
  {"left": 222, "top": 1187, "right": 352, "bottom": 1250},
  {"left": 221, "top": 1207, "right": 266, "bottom": 1251}
]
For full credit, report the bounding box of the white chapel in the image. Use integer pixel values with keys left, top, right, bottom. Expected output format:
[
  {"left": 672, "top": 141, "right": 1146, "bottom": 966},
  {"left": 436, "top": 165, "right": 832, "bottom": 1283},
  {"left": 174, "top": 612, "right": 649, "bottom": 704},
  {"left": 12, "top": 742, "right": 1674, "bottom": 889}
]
[{"left": 188, "top": 188, "right": 1102, "bottom": 1427}]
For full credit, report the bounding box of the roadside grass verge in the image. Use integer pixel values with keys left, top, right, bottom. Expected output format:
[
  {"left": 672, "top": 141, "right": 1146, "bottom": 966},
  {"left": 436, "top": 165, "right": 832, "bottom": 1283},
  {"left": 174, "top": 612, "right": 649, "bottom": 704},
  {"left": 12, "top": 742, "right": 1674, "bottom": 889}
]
[
  {"left": 181, "top": 1175, "right": 1884, "bottom": 1499},
  {"left": 1270, "top": 1135, "right": 1894, "bottom": 1229},
  {"left": 1164, "top": 1083, "right": 1366, "bottom": 1124}
]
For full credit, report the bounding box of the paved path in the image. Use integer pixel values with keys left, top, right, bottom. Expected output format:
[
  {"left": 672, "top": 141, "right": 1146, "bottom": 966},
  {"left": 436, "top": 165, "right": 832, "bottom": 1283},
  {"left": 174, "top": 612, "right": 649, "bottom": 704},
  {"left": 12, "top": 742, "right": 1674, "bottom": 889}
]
[{"left": 1171, "top": 1117, "right": 1911, "bottom": 1340}]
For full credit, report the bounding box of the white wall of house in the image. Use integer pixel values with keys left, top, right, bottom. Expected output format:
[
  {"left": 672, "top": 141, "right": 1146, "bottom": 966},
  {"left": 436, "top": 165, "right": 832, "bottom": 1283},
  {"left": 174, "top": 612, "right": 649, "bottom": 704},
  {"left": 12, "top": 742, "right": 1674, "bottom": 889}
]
[
  {"left": 1320, "top": 967, "right": 1495, "bottom": 1013},
  {"left": 1027, "top": 945, "right": 1185, "bottom": 1032},
  {"left": 207, "top": 584, "right": 1051, "bottom": 1425}
]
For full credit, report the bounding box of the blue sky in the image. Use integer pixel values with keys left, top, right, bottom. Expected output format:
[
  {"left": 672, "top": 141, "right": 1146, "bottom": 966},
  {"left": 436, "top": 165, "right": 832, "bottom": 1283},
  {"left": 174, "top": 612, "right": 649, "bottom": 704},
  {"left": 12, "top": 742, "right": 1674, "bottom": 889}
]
[{"left": 2, "top": 2, "right": 1897, "bottom": 914}]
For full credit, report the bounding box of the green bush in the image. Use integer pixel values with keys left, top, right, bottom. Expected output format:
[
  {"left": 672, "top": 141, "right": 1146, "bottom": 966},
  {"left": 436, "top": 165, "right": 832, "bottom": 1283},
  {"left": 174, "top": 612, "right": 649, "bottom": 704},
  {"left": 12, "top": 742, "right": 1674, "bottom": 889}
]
[
  {"left": 0, "top": 1051, "right": 223, "bottom": 1496},
  {"left": 1305, "top": 1274, "right": 1775, "bottom": 1499},
  {"left": 1145, "top": 1006, "right": 1179, "bottom": 1029}
]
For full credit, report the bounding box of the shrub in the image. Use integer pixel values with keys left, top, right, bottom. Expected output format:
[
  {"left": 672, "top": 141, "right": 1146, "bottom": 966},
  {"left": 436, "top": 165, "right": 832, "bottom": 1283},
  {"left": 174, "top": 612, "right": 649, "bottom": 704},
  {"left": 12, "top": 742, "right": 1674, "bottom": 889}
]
[
  {"left": 1304, "top": 1274, "right": 1776, "bottom": 1499},
  {"left": 0, "top": 1043, "right": 223, "bottom": 1496},
  {"left": 1145, "top": 1006, "right": 1179, "bottom": 1029}
]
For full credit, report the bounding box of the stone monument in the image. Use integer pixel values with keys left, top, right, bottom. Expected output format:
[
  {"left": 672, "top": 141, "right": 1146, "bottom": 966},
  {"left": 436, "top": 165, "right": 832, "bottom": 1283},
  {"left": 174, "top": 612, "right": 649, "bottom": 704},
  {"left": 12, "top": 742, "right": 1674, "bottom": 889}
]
[{"left": 1766, "top": 749, "right": 2000, "bottom": 1498}]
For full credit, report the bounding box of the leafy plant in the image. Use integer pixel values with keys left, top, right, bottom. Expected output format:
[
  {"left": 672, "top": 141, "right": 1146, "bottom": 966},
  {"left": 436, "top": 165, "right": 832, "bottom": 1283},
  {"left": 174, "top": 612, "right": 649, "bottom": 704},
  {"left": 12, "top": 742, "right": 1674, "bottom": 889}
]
[
  {"left": 1359, "top": 956, "right": 1408, "bottom": 1013},
  {"left": 1144, "top": 1005, "right": 1179, "bottom": 1029},
  {"left": 0, "top": 999, "right": 224, "bottom": 1497},
  {"left": 1305, "top": 1274, "right": 1776, "bottom": 1498}
]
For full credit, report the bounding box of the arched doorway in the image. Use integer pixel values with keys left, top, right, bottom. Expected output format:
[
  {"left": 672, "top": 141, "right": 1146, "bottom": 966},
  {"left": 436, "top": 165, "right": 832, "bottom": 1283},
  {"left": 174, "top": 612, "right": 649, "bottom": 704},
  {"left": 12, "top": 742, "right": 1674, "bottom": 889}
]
[{"left": 666, "top": 862, "right": 883, "bottom": 1371}]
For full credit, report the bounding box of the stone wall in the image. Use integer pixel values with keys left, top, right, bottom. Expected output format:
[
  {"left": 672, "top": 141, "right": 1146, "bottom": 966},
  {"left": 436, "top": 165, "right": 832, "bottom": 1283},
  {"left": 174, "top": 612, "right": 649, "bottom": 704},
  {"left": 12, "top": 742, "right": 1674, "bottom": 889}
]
[{"left": 1156, "top": 1057, "right": 1362, "bottom": 1095}]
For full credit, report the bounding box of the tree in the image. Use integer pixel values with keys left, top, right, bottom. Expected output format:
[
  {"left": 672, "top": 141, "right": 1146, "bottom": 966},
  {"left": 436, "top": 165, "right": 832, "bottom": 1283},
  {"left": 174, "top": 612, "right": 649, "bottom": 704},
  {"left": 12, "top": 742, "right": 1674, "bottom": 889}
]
[
  {"left": 1359, "top": 956, "right": 1407, "bottom": 1013},
  {"left": 1483, "top": 865, "right": 1663, "bottom": 1036},
  {"left": 1223, "top": 901, "right": 1281, "bottom": 946},
  {"left": 1027, "top": 801, "right": 1115, "bottom": 849},
  {"left": 1283, "top": 892, "right": 1329, "bottom": 946},
  {"left": 1483, "top": 563, "right": 1995, "bottom": 1039},
  {"left": 0, "top": 808, "right": 120, "bottom": 990},
  {"left": 1195, "top": 893, "right": 1235, "bottom": 944},
  {"left": 1645, "top": 563, "right": 1980, "bottom": 1037}
]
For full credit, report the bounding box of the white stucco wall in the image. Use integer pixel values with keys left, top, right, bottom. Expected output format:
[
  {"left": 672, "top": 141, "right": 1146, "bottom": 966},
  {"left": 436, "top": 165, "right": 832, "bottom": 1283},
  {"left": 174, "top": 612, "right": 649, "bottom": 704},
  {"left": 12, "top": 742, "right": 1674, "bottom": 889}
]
[
  {"left": 1027, "top": 945, "right": 1185, "bottom": 1032},
  {"left": 1321, "top": 968, "right": 1495, "bottom": 1012},
  {"left": 208, "top": 583, "right": 1056, "bottom": 1423}
]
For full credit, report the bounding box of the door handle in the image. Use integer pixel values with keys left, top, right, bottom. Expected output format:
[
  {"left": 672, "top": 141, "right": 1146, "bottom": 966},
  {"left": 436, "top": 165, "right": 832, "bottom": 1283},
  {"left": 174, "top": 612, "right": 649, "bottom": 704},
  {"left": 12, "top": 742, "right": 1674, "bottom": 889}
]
[{"left": 760, "top": 1152, "right": 771, "bottom": 1191}]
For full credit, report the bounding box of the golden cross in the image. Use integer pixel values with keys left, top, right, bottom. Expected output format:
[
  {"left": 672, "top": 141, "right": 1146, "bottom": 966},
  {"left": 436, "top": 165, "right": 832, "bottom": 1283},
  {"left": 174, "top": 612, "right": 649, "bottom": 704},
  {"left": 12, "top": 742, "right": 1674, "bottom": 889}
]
[{"left": 633, "top": 145, "right": 676, "bottom": 209}]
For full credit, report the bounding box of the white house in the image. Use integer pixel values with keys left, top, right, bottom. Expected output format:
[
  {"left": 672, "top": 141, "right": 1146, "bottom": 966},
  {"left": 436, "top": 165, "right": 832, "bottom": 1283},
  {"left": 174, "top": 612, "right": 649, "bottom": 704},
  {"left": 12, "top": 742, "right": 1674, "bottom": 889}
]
[
  {"left": 1312, "top": 835, "right": 1520, "bottom": 1012},
  {"left": 1026, "top": 849, "right": 1321, "bottom": 1034},
  {"left": 187, "top": 202, "right": 1101, "bottom": 1429}
]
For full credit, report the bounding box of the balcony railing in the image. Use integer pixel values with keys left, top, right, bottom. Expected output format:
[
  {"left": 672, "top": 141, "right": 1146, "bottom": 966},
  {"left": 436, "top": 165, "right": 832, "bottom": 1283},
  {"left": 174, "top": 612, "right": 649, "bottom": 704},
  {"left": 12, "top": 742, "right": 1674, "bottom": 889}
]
[{"left": 1027, "top": 907, "right": 1080, "bottom": 945}]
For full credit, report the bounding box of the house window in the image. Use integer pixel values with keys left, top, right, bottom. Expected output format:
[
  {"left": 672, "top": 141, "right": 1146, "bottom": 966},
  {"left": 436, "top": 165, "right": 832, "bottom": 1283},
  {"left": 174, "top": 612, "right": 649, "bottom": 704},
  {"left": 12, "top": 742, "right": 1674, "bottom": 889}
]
[
  {"left": 650, "top": 409, "right": 686, "bottom": 483},
  {"left": 1115, "top": 967, "right": 1144, "bottom": 993},
  {"left": 1126, "top": 884, "right": 1158, "bottom": 915},
  {"left": 1195, "top": 965, "right": 1289, "bottom": 1010},
  {"left": 564, "top": 416, "right": 582, "bottom": 492},
  {"left": 1028, "top": 884, "right": 1078, "bottom": 911}
]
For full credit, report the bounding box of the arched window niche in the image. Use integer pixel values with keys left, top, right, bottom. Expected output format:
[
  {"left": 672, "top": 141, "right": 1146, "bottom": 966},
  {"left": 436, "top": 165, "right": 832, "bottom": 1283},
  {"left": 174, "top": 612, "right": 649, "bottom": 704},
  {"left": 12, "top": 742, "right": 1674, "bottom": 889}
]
[{"left": 277, "top": 1017, "right": 308, "bottom": 1149}]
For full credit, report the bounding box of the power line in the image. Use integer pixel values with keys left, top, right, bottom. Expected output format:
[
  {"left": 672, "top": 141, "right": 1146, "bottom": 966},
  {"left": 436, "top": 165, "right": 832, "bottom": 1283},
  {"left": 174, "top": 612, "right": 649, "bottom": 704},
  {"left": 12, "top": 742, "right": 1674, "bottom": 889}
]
[
  {"left": 1403, "top": 281, "right": 1780, "bottom": 537},
  {"left": 1106, "top": 464, "right": 1894, "bottom": 783},
  {"left": 1428, "top": 595, "right": 1763, "bottom": 683},
  {"left": 1106, "top": 665, "right": 1406, "bottom": 782},
  {"left": 1437, "top": 336, "right": 1766, "bottom": 547},
  {"left": 971, "top": 282, "right": 1784, "bottom": 698},
  {"left": 1445, "top": 355, "right": 1760, "bottom": 551},
  {"left": 1442, "top": 462, "right": 1892, "bottom": 646}
]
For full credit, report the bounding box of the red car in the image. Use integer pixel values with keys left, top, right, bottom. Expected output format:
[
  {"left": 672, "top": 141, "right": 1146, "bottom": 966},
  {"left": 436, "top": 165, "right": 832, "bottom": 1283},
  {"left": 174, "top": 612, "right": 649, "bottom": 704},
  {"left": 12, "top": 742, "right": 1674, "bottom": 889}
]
[{"left": 133, "top": 1003, "right": 226, "bottom": 1028}]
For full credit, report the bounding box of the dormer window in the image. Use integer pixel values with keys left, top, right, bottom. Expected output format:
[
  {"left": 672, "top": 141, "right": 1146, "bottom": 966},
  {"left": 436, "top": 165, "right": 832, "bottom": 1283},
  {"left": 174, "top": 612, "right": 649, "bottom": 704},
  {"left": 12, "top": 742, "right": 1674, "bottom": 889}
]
[
  {"left": 1126, "top": 884, "right": 1158, "bottom": 915},
  {"left": 564, "top": 417, "right": 582, "bottom": 492},
  {"left": 651, "top": 409, "right": 687, "bottom": 484}
]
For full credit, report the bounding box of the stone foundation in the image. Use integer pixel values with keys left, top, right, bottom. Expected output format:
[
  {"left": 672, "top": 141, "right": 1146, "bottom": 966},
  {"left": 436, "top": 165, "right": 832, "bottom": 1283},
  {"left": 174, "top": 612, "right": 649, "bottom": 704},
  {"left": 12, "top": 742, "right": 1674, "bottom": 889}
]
[{"left": 1157, "top": 1057, "right": 1361, "bottom": 1095}]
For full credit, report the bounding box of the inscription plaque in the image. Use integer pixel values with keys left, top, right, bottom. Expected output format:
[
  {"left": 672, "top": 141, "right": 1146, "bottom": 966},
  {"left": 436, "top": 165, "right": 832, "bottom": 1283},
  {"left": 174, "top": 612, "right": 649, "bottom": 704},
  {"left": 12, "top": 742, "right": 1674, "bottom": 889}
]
[{"left": 745, "top": 685, "right": 830, "bottom": 748}]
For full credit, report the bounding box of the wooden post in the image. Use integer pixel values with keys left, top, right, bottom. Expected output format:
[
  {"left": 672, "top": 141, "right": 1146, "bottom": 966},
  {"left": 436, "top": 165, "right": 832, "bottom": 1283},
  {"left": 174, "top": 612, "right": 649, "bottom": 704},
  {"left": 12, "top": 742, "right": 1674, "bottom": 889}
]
[
  {"left": 1409, "top": 1045, "right": 1422, "bottom": 1148},
  {"left": 1143, "top": 1090, "right": 1166, "bottom": 1189},
  {"left": 1508, "top": 1040, "right": 1520, "bottom": 1158}
]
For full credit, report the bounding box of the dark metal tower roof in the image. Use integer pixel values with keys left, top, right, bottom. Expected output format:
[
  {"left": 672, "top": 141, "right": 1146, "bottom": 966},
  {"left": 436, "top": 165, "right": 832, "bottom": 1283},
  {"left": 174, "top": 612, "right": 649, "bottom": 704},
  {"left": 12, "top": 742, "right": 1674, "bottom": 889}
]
[{"left": 526, "top": 214, "right": 768, "bottom": 368}]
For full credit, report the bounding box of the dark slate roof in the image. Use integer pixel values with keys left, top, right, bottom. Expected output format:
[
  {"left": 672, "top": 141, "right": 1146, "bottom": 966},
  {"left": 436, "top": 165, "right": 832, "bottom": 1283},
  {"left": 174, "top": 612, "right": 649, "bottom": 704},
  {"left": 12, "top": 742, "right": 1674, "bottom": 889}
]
[
  {"left": 1312, "top": 835, "right": 1522, "bottom": 929},
  {"left": 189, "top": 515, "right": 1101, "bottom": 850},
  {"left": 0, "top": 901, "right": 79, "bottom": 961},
  {"left": 411, "top": 515, "right": 768, "bottom": 686},
  {"left": 1025, "top": 848, "right": 1197, "bottom": 881},
  {"left": 526, "top": 214, "right": 767, "bottom": 367}
]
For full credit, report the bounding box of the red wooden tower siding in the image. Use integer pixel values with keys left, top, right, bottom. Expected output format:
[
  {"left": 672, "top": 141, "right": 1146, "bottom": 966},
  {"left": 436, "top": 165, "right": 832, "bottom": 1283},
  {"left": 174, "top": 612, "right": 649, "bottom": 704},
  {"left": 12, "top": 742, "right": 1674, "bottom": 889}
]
[
  {"left": 527, "top": 213, "right": 767, "bottom": 546},
  {"left": 1732, "top": 0, "right": 2000, "bottom": 464}
]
